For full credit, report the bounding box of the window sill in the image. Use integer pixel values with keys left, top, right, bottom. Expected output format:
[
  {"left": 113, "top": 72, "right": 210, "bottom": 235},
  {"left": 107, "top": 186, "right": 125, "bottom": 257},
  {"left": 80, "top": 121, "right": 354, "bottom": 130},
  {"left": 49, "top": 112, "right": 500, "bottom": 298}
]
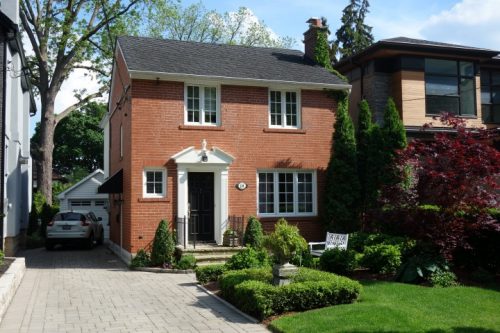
[
  {"left": 179, "top": 125, "right": 225, "bottom": 131},
  {"left": 263, "top": 128, "right": 306, "bottom": 134},
  {"left": 259, "top": 215, "right": 317, "bottom": 221},
  {"left": 425, "top": 114, "right": 477, "bottom": 119},
  {"left": 138, "top": 197, "right": 170, "bottom": 203}
]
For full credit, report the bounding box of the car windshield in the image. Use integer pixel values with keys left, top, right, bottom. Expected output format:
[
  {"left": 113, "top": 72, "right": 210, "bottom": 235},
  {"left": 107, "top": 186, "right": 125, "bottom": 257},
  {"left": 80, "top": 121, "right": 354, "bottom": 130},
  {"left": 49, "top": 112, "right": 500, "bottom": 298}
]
[{"left": 54, "top": 212, "right": 83, "bottom": 221}]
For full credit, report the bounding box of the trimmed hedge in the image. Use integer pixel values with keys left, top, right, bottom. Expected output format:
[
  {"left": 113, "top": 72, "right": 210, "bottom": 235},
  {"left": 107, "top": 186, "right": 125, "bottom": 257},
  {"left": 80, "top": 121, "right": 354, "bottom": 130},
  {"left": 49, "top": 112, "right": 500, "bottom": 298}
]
[
  {"left": 195, "top": 264, "right": 227, "bottom": 284},
  {"left": 219, "top": 267, "right": 362, "bottom": 320},
  {"left": 225, "top": 247, "right": 270, "bottom": 270},
  {"left": 319, "top": 248, "right": 358, "bottom": 275},
  {"left": 361, "top": 244, "right": 402, "bottom": 273}
]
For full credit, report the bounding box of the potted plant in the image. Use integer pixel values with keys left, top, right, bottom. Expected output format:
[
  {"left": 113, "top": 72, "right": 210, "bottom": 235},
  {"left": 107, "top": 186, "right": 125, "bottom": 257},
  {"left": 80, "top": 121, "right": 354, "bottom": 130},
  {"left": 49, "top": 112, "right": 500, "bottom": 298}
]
[
  {"left": 264, "top": 218, "right": 307, "bottom": 285},
  {"left": 223, "top": 228, "right": 239, "bottom": 247}
]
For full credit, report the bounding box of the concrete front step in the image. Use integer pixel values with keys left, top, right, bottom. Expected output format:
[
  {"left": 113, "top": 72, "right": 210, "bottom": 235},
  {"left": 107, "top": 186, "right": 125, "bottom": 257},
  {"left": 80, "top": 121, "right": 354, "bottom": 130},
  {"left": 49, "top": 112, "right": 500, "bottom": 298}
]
[{"left": 177, "top": 245, "right": 243, "bottom": 266}]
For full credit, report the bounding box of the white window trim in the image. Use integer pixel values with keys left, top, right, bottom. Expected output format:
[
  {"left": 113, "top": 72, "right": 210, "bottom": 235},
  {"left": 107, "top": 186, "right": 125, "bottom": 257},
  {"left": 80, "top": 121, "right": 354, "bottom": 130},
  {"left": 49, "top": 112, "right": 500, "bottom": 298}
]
[
  {"left": 256, "top": 169, "right": 317, "bottom": 217},
  {"left": 268, "top": 89, "right": 301, "bottom": 129},
  {"left": 143, "top": 168, "right": 167, "bottom": 198},
  {"left": 184, "top": 84, "right": 221, "bottom": 126}
]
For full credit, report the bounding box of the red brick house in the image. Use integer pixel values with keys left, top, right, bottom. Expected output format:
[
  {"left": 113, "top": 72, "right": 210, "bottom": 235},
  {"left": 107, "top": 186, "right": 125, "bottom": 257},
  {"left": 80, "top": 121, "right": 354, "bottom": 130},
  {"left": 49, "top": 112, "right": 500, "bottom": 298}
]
[{"left": 99, "top": 19, "right": 349, "bottom": 261}]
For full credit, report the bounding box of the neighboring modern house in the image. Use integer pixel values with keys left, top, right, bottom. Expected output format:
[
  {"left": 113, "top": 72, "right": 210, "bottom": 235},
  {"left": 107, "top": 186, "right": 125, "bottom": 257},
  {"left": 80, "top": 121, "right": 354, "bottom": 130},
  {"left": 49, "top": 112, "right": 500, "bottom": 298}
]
[
  {"left": 334, "top": 37, "right": 500, "bottom": 136},
  {"left": 57, "top": 169, "right": 110, "bottom": 239},
  {"left": 0, "top": 2, "right": 37, "bottom": 255},
  {"left": 99, "top": 18, "right": 350, "bottom": 261}
]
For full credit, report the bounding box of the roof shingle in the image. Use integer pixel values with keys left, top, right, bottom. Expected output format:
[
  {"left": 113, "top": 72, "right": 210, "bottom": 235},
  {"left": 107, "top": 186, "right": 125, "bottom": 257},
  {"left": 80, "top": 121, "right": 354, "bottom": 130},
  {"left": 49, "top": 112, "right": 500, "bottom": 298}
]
[{"left": 117, "top": 36, "right": 347, "bottom": 87}]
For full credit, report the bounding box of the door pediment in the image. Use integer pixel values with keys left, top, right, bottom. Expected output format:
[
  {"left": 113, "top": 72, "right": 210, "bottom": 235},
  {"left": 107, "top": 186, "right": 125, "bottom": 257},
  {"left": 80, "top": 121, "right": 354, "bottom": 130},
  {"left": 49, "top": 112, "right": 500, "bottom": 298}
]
[{"left": 172, "top": 146, "right": 234, "bottom": 165}]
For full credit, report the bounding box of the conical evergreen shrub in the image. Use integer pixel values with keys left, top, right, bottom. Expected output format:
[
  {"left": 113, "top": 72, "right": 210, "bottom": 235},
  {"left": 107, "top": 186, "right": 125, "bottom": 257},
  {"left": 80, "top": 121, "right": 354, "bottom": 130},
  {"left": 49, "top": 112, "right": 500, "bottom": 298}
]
[
  {"left": 150, "top": 219, "right": 175, "bottom": 266},
  {"left": 243, "top": 216, "right": 264, "bottom": 249}
]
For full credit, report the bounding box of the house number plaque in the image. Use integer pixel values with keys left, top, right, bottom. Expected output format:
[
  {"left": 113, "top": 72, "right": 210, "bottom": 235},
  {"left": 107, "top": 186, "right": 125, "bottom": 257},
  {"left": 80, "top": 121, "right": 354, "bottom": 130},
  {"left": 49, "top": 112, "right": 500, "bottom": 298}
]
[{"left": 236, "top": 182, "right": 247, "bottom": 191}]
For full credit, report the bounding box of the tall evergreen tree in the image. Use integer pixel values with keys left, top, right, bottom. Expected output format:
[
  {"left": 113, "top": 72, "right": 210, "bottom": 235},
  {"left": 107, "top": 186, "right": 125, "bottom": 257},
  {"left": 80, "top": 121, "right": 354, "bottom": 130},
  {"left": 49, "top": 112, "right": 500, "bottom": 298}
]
[
  {"left": 332, "top": 0, "right": 374, "bottom": 62},
  {"left": 324, "top": 96, "right": 360, "bottom": 233},
  {"left": 381, "top": 98, "right": 407, "bottom": 185},
  {"left": 356, "top": 100, "right": 374, "bottom": 215}
]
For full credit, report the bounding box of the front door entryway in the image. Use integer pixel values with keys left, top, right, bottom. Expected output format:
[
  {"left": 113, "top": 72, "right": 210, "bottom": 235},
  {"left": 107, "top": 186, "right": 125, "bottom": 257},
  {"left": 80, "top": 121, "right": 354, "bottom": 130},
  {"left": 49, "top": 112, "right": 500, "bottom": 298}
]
[{"left": 188, "top": 172, "right": 214, "bottom": 242}]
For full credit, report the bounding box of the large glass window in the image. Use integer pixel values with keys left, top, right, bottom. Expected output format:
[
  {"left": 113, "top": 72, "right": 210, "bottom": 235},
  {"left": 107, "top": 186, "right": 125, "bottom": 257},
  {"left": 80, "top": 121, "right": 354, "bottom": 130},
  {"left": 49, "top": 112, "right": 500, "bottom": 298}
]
[
  {"left": 269, "top": 90, "right": 300, "bottom": 128},
  {"left": 425, "top": 59, "right": 476, "bottom": 116},
  {"left": 481, "top": 69, "right": 500, "bottom": 124},
  {"left": 258, "top": 170, "right": 315, "bottom": 216},
  {"left": 186, "top": 85, "right": 219, "bottom": 125}
]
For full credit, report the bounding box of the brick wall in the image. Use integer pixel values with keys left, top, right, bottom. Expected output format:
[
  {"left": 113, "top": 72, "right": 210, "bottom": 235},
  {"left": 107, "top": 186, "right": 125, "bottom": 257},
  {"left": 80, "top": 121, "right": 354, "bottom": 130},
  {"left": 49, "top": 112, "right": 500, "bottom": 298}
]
[{"left": 109, "top": 54, "right": 338, "bottom": 252}]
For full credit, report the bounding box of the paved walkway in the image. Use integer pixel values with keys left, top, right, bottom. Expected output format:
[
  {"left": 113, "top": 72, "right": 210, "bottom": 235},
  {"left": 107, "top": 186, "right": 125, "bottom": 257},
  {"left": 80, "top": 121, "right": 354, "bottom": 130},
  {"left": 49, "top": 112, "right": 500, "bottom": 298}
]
[{"left": 1, "top": 246, "right": 268, "bottom": 333}]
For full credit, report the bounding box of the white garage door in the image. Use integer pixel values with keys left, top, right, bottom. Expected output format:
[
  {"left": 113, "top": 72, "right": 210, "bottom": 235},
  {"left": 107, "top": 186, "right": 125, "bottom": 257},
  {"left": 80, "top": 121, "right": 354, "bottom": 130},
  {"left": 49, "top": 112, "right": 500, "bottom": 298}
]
[{"left": 70, "top": 199, "right": 110, "bottom": 239}]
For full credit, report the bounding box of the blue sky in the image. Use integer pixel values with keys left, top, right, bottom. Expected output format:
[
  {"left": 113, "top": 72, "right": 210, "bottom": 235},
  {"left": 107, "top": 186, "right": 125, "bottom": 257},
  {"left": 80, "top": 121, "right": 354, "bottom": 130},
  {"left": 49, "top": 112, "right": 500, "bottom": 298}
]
[{"left": 183, "top": 0, "right": 500, "bottom": 50}]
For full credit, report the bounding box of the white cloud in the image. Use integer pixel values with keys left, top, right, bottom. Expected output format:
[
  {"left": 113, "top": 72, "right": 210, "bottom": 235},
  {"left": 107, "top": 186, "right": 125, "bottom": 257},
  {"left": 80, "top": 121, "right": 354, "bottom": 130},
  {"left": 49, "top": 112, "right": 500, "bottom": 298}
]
[{"left": 419, "top": 0, "right": 500, "bottom": 49}]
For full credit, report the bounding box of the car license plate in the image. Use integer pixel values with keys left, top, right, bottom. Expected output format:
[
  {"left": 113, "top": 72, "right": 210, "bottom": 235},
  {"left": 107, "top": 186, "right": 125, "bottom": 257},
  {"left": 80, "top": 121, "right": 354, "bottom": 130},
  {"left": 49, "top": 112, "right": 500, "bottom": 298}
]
[{"left": 62, "top": 225, "right": 71, "bottom": 230}]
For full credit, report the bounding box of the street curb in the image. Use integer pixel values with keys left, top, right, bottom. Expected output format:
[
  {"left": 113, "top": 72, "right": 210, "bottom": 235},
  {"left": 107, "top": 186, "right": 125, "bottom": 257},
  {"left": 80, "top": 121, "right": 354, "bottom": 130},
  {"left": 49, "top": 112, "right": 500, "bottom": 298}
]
[
  {"left": 196, "top": 284, "right": 263, "bottom": 325},
  {"left": 0, "top": 257, "right": 26, "bottom": 324}
]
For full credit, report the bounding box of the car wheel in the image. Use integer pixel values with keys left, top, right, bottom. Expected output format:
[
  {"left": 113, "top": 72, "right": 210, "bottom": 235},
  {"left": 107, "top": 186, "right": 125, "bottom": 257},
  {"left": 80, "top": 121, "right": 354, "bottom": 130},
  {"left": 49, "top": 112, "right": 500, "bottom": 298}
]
[
  {"left": 97, "top": 229, "right": 104, "bottom": 245},
  {"left": 87, "top": 233, "right": 95, "bottom": 250},
  {"left": 45, "top": 240, "right": 54, "bottom": 251}
]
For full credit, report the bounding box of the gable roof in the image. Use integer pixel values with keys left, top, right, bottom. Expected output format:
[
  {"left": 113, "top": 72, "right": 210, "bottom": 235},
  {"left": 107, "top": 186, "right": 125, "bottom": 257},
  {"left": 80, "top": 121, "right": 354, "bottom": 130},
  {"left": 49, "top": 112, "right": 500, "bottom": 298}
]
[
  {"left": 335, "top": 37, "right": 500, "bottom": 72},
  {"left": 117, "top": 36, "right": 349, "bottom": 89},
  {"left": 57, "top": 169, "right": 104, "bottom": 199}
]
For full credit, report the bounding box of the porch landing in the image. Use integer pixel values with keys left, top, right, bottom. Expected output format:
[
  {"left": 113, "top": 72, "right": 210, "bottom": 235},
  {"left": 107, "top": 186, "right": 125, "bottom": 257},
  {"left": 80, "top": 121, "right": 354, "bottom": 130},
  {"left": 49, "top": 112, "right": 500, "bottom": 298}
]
[{"left": 177, "top": 244, "right": 244, "bottom": 266}]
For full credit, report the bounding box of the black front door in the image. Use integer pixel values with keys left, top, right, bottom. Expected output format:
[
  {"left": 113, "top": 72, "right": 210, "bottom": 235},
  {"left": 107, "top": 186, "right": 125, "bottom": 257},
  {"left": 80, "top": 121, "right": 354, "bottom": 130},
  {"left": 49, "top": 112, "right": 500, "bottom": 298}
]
[{"left": 188, "top": 172, "right": 214, "bottom": 242}]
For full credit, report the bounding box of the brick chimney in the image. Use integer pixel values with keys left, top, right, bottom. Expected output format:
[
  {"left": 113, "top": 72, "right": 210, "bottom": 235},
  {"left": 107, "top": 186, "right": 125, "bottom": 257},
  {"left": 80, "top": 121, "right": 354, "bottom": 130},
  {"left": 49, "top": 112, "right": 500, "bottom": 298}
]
[{"left": 303, "top": 17, "right": 323, "bottom": 61}]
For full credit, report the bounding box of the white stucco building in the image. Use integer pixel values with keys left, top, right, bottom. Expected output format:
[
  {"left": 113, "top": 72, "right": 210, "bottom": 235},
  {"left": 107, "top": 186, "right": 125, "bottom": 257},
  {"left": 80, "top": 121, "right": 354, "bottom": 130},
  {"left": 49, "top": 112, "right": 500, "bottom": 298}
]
[{"left": 0, "top": 1, "right": 37, "bottom": 255}]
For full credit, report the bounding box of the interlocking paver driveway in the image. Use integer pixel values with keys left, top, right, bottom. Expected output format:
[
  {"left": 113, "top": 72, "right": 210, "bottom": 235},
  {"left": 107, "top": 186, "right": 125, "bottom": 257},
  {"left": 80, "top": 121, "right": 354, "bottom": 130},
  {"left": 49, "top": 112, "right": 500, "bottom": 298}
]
[{"left": 1, "top": 246, "right": 269, "bottom": 333}]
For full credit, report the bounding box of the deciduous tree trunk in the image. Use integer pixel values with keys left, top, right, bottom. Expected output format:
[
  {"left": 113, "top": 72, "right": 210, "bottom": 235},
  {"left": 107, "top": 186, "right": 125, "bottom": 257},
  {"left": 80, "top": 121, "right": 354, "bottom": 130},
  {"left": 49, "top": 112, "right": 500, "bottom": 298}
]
[{"left": 39, "top": 94, "right": 55, "bottom": 205}]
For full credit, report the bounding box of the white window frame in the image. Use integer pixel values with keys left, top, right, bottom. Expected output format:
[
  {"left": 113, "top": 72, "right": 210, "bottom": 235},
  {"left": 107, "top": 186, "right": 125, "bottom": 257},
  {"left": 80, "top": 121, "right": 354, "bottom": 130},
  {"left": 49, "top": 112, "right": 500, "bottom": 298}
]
[
  {"left": 184, "top": 84, "right": 221, "bottom": 126},
  {"left": 268, "top": 89, "right": 301, "bottom": 129},
  {"left": 256, "top": 170, "right": 317, "bottom": 217},
  {"left": 143, "top": 168, "right": 167, "bottom": 198}
]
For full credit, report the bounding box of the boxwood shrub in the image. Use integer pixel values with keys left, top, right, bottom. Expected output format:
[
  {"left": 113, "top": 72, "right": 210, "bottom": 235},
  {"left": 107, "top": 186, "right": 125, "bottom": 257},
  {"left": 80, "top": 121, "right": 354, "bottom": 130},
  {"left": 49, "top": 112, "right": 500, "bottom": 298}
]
[
  {"left": 219, "top": 267, "right": 362, "bottom": 320},
  {"left": 361, "top": 244, "right": 402, "bottom": 273},
  {"left": 195, "top": 264, "right": 227, "bottom": 284},
  {"left": 225, "top": 247, "right": 271, "bottom": 270},
  {"left": 319, "top": 248, "right": 358, "bottom": 275}
]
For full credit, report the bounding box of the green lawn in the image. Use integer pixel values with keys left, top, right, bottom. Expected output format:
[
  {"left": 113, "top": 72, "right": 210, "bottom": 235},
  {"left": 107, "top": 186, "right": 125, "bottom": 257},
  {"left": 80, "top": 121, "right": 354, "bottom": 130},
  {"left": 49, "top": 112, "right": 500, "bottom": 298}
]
[{"left": 269, "top": 281, "right": 500, "bottom": 333}]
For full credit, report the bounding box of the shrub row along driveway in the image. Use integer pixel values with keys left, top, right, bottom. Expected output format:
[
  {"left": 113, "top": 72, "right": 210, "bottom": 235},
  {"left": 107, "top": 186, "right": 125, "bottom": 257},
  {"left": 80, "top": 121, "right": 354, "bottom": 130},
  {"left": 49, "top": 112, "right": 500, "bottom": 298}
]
[{"left": 0, "top": 246, "right": 268, "bottom": 333}]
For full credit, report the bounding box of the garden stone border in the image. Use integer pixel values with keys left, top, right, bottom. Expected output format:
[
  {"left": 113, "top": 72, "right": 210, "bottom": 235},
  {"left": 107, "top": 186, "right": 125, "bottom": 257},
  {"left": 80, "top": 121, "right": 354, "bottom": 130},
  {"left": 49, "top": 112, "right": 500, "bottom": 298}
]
[
  {"left": 0, "top": 257, "right": 26, "bottom": 324},
  {"left": 131, "top": 266, "right": 195, "bottom": 274}
]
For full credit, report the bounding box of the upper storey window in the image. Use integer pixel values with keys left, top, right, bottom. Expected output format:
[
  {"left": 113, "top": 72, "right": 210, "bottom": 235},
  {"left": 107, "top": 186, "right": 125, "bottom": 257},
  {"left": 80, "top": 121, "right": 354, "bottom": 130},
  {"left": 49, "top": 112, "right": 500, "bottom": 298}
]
[
  {"left": 425, "top": 59, "right": 476, "bottom": 117},
  {"left": 269, "top": 90, "right": 301, "bottom": 128},
  {"left": 481, "top": 69, "right": 500, "bottom": 124},
  {"left": 185, "top": 85, "right": 219, "bottom": 125}
]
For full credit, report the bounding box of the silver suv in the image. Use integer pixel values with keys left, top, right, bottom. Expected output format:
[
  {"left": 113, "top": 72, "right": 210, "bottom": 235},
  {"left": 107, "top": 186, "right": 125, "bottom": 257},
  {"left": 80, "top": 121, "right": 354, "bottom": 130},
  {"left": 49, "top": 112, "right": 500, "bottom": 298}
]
[{"left": 46, "top": 210, "right": 104, "bottom": 250}]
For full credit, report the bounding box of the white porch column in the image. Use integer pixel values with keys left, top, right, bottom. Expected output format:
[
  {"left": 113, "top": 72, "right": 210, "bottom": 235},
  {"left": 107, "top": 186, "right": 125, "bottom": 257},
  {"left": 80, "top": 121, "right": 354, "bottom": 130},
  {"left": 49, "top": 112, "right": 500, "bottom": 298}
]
[
  {"left": 218, "top": 168, "right": 229, "bottom": 245},
  {"left": 177, "top": 167, "right": 189, "bottom": 246}
]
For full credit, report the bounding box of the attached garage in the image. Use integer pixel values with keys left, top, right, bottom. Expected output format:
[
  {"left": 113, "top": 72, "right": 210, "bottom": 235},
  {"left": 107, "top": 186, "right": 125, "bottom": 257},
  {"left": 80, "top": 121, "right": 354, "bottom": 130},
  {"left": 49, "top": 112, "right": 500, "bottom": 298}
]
[{"left": 57, "top": 169, "right": 110, "bottom": 239}]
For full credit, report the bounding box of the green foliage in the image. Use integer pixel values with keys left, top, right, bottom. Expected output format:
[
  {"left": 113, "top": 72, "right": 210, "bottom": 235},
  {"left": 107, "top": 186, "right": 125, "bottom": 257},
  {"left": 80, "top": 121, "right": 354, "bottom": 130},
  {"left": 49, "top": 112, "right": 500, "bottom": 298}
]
[
  {"left": 429, "top": 270, "right": 459, "bottom": 288},
  {"left": 39, "top": 203, "right": 58, "bottom": 238},
  {"left": 0, "top": 250, "right": 4, "bottom": 265},
  {"left": 290, "top": 248, "right": 315, "bottom": 268},
  {"left": 225, "top": 247, "right": 270, "bottom": 270},
  {"left": 220, "top": 267, "right": 362, "bottom": 320},
  {"left": 320, "top": 248, "right": 358, "bottom": 275},
  {"left": 395, "top": 255, "right": 449, "bottom": 284},
  {"left": 361, "top": 244, "right": 402, "bottom": 274},
  {"left": 175, "top": 255, "right": 197, "bottom": 270},
  {"left": 243, "top": 216, "right": 264, "bottom": 249},
  {"left": 324, "top": 96, "right": 360, "bottom": 232},
  {"left": 195, "top": 264, "right": 227, "bottom": 284},
  {"left": 356, "top": 99, "right": 384, "bottom": 213},
  {"left": 314, "top": 27, "right": 332, "bottom": 70},
  {"left": 332, "top": 0, "right": 374, "bottom": 62},
  {"left": 264, "top": 219, "right": 307, "bottom": 264},
  {"left": 150, "top": 220, "right": 175, "bottom": 266},
  {"left": 382, "top": 98, "right": 407, "bottom": 152},
  {"left": 269, "top": 281, "right": 500, "bottom": 333},
  {"left": 33, "top": 191, "right": 46, "bottom": 215},
  {"left": 143, "top": 3, "right": 295, "bottom": 48},
  {"left": 130, "top": 249, "right": 151, "bottom": 268}
]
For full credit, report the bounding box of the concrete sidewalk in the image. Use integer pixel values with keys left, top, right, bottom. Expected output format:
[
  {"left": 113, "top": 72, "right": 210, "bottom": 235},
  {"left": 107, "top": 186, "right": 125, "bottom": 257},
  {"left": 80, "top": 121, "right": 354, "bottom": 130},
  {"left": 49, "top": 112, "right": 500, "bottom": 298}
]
[{"left": 0, "top": 247, "right": 268, "bottom": 333}]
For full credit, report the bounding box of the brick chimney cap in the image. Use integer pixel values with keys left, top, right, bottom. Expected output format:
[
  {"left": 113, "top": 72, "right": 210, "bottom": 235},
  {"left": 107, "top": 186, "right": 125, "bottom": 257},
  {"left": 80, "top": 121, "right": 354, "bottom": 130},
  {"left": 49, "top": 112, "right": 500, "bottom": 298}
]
[{"left": 306, "top": 17, "right": 322, "bottom": 27}]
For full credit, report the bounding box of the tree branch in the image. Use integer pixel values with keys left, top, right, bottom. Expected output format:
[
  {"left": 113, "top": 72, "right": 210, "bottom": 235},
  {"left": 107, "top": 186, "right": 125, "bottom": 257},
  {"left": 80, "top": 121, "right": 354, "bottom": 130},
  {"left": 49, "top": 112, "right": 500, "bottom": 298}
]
[
  {"left": 54, "top": 87, "right": 106, "bottom": 124},
  {"left": 19, "top": 7, "right": 43, "bottom": 65},
  {"left": 72, "top": 64, "right": 108, "bottom": 77}
]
